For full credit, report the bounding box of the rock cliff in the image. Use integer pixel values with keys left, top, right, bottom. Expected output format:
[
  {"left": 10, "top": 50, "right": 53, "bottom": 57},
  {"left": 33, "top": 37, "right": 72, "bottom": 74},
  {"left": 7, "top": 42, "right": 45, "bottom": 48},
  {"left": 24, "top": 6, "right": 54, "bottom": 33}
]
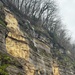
[{"left": 0, "top": 1, "right": 75, "bottom": 75}]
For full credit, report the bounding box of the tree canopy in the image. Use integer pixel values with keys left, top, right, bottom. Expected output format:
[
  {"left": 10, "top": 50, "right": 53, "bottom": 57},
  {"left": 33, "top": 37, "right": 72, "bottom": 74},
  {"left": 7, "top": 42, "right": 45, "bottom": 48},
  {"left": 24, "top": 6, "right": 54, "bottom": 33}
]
[{"left": 1, "top": 0, "right": 75, "bottom": 57}]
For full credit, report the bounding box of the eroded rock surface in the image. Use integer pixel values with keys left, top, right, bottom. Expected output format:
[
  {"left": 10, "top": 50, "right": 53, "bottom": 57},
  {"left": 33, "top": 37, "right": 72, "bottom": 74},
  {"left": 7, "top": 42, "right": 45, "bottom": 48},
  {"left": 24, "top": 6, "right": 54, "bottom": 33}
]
[
  {"left": 0, "top": 3, "right": 75, "bottom": 75},
  {"left": 5, "top": 8, "right": 35, "bottom": 75}
]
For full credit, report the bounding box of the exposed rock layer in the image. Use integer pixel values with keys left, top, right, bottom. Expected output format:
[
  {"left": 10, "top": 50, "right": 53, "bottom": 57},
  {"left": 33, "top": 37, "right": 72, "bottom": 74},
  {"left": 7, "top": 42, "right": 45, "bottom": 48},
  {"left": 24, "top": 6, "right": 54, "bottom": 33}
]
[{"left": 0, "top": 2, "right": 75, "bottom": 75}]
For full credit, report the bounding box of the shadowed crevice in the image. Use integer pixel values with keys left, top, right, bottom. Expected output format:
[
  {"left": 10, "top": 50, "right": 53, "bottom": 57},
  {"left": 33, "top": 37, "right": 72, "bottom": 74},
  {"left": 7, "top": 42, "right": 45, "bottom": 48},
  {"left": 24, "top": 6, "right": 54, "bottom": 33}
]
[{"left": 7, "top": 36, "right": 28, "bottom": 45}]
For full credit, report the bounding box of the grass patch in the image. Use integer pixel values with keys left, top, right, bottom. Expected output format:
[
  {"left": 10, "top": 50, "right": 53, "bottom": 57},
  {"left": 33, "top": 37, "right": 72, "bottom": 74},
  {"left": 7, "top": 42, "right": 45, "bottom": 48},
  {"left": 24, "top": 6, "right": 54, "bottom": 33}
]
[
  {"left": 0, "top": 65, "right": 9, "bottom": 75},
  {"left": 0, "top": 52, "right": 22, "bottom": 75}
]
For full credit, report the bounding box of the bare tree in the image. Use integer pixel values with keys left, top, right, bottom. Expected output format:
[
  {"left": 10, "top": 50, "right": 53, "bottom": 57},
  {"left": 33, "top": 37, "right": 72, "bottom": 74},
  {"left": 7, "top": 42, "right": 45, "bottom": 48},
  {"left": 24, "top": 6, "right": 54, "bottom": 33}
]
[{"left": 1, "top": 0, "right": 73, "bottom": 52}]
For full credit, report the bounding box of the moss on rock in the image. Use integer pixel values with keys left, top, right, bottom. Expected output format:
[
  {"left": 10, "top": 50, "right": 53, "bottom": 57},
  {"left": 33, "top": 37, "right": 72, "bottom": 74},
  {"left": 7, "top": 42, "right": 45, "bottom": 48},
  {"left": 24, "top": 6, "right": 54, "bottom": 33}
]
[{"left": 0, "top": 52, "right": 23, "bottom": 75}]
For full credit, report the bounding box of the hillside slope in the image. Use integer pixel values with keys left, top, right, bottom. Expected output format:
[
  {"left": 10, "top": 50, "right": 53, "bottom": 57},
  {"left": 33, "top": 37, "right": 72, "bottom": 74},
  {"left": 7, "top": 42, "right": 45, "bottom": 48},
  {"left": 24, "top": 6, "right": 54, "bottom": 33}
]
[{"left": 0, "top": 1, "right": 75, "bottom": 75}]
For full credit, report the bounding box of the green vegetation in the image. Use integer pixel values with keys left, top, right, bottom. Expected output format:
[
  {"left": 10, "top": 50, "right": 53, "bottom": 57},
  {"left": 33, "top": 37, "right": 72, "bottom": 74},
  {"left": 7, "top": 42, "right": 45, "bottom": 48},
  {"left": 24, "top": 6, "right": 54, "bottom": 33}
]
[
  {"left": 0, "top": 52, "right": 22, "bottom": 75},
  {"left": 0, "top": 20, "right": 6, "bottom": 27},
  {"left": 57, "top": 53, "right": 74, "bottom": 68},
  {"left": 0, "top": 53, "right": 10, "bottom": 75},
  {"left": 0, "top": 65, "right": 9, "bottom": 75}
]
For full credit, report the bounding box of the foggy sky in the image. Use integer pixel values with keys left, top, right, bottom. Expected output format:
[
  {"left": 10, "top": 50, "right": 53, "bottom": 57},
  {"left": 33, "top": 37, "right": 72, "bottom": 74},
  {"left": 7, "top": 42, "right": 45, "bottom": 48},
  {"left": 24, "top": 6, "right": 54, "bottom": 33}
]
[{"left": 56, "top": 0, "right": 75, "bottom": 42}]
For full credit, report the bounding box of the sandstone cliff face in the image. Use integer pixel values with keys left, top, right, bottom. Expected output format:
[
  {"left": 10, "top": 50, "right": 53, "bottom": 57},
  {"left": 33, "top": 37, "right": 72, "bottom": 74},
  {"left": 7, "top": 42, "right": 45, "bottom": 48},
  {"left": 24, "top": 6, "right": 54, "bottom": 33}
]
[
  {"left": 0, "top": 2, "right": 75, "bottom": 75},
  {"left": 4, "top": 7, "right": 60, "bottom": 75},
  {"left": 5, "top": 9, "right": 29, "bottom": 60},
  {"left": 5, "top": 8, "right": 35, "bottom": 75}
]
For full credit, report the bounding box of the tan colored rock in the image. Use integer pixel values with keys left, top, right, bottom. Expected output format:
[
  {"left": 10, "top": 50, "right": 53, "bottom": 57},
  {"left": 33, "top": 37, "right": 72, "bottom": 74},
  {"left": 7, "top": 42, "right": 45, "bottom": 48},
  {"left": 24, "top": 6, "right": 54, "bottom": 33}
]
[
  {"left": 4, "top": 7, "right": 61, "bottom": 75},
  {"left": 5, "top": 8, "right": 35, "bottom": 75},
  {"left": 52, "top": 60, "right": 60, "bottom": 75},
  {"left": 24, "top": 62, "right": 35, "bottom": 75},
  {"left": 5, "top": 10, "right": 29, "bottom": 60}
]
